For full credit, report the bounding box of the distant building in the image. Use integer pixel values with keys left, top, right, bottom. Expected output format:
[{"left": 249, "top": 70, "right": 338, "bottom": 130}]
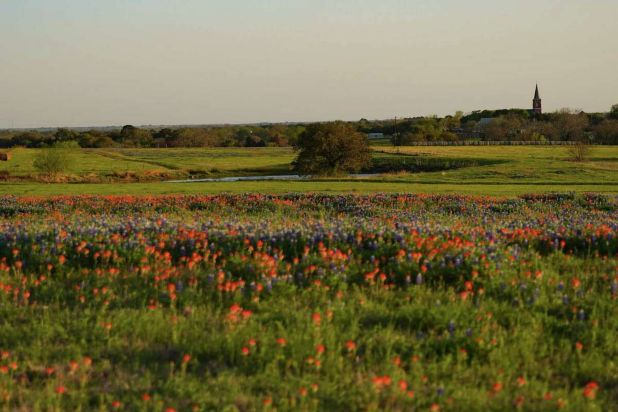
[
  {"left": 532, "top": 84, "right": 542, "bottom": 114},
  {"left": 367, "top": 133, "right": 385, "bottom": 139}
]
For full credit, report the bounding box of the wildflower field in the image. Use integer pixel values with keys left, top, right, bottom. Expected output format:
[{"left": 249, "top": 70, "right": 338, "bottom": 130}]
[{"left": 0, "top": 194, "right": 616, "bottom": 411}]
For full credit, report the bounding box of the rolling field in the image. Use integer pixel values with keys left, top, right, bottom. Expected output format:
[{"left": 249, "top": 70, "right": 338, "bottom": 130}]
[
  {"left": 0, "top": 194, "right": 616, "bottom": 411},
  {"left": 0, "top": 145, "right": 616, "bottom": 195},
  {"left": 0, "top": 147, "right": 296, "bottom": 178}
]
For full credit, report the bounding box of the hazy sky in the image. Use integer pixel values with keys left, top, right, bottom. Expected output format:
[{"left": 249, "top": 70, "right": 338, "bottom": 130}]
[{"left": 1, "top": 0, "right": 617, "bottom": 128}]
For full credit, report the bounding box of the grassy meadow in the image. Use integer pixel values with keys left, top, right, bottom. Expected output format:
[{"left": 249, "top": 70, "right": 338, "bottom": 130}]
[{"left": 0, "top": 145, "right": 616, "bottom": 195}]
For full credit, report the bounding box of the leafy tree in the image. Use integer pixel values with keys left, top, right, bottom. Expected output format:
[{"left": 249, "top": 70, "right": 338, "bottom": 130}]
[
  {"left": 393, "top": 131, "right": 425, "bottom": 145},
  {"left": 10, "top": 131, "right": 45, "bottom": 148},
  {"left": 91, "top": 135, "right": 117, "bottom": 148},
  {"left": 55, "top": 128, "right": 78, "bottom": 142},
  {"left": 553, "top": 109, "right": 589, "bottom": 141},
  {"left": 610, "top": 104, "right": 618, "bottom": 120},
  {"left": 172, "top": 128, "right": 214, "bottom": 147},
  {"left": 153, "top": 128, "right": 178, "bottom": 146},
  {"left": 120, "top": 125, "right": 153, "bottom": 147},
  {"left": 593, "top": 120, "right": 618, "bottom": 144},
  {"left": 294, "top": 122, "right": 371, "bottom": 176},
  {"left": 482, "top": 114, "right": 526, "bottom": 141}
]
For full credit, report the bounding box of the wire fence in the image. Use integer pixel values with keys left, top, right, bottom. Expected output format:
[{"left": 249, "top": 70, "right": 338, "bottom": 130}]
[{"left": 400, "top": 140, "right": 588, "bottom": 146}]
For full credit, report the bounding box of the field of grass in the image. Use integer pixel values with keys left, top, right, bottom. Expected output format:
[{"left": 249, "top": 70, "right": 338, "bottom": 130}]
[
  {"left": 0, "top": 147, "right": 295, "bottom": 179},
  {"left": 0, "top": 194, "right": 616, "bottom": 411},
  {"left": 0, "top": 145, "right": 616, "bottom": 195}
]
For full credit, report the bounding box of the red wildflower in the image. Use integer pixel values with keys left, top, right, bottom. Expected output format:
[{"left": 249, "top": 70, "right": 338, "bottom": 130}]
[
  {"left": 372, "top": 375, "right": 392, "bottom": 389},
  {"left": 514, "top": 395, "right": 525, "bottom": 408},
  {"left": 583, "top": 381, "right": 599, "bottom": 399},
  {"left": 69, "top": 360, "right": 79, "bottom": 373},
  {"left": 312, "top": 312, "right": 322, "bottom": 326}
]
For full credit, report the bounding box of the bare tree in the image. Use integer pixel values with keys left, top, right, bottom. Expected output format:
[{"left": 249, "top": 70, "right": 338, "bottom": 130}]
[{"left": 567, "top": 137, "right": 592, "bottom": 162}]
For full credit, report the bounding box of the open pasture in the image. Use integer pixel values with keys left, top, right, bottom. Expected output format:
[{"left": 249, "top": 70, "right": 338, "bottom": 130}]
[
  {"left": 0, "top": 145, "right": 617, "bottom": 195},
  {"left": 0, "top": 194, "right": 616, "bottom": 410}
]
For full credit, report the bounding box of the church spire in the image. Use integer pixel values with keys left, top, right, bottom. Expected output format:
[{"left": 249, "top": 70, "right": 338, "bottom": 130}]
[{"left": 533, "top": 84, "right": 542, "bottom": 114}]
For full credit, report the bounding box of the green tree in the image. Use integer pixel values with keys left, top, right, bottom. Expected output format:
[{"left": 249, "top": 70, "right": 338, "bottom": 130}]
[
  {"left": 609, "top": 104, "right": 618, "bottom": 120},
  {"left": 293, "top": 122, "right": 371, "bottom": 176},
  {"left": 553, "top": 109, "right": 589, "bottom": 141},
  {"left": 120, "top": 125, "right": 153, "bottom": 147},
  {"left": 55, "top": 128, "right": 78, "bottom": 142}
]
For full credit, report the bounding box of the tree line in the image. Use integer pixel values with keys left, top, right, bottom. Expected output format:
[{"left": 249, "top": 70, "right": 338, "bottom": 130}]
[{"left": 1, "top": 104, "right": 617, "bottom": 149}]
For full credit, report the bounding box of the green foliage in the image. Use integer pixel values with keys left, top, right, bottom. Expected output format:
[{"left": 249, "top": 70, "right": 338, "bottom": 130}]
[
  {"left": 0, "top": 145, "right": 616, "bottom": 194},
  {"left": 32, "top": 145, "right": 73, "bottom": 175},
  {"left": 294, "top": 122, "right": 371, "bottom": 176},
  {"left": 2, "top": 104, "right": 618, "bottom": 150},
  {"left": 610, "top": 104, "right": 618, "bottom": 120}
]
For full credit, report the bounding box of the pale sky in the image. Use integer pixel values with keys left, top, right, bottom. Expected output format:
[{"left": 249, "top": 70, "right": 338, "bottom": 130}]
[{"left": 1, "top": 0, "right": 617, "bottom": 128}]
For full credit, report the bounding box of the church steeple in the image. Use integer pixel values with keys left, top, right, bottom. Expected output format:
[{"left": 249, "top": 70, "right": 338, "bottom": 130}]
[{"left": 533, "top": 84, "right": 542, "bottom": 114}]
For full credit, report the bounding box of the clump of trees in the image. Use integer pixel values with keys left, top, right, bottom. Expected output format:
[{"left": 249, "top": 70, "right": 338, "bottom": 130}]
[
  {"left": 0, "top": 124, "right": 306, "bottom": 149},
  {"left": 1, "top": 104, "right": 618, "bottom": 149},
  {"left": 293, "top": 122, "right": 371, "bottom": 176}
]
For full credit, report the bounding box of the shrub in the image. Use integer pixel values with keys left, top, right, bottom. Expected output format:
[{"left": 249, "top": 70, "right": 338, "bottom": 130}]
[
  {"left": 32, "top": 146, "right": 72, "bottom": 176},
  {"left": 567, "top": 139, "right": 592, "bottom": 162}
]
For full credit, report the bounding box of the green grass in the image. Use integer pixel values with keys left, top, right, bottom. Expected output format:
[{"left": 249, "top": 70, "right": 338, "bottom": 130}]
[
  {"left": 1, "top": 181, "right": 618, "bottom": 196},
  {"left": 0, "top": 145, "right": 616, "bottom": 195},
  {"left": 0, "top": 147, "right": 295, "bottom": 178}
]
